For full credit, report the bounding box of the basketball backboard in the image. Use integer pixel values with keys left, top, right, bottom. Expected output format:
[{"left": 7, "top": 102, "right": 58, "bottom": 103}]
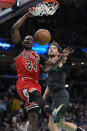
[{"left": 0, "top": 0, "right": 43, "bottom": 24}]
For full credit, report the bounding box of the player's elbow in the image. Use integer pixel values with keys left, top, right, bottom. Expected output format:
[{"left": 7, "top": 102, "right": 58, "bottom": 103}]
[
  {"left": 12, "top": 25, "right": 16, "bottom": 32},
  {"left": 12, "top": 23, "right": 19, "bottom": 32}
]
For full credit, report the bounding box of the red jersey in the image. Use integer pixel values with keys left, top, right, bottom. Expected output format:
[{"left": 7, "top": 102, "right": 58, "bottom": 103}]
[{"left": 15, "top": 50, "right": 40, "bottom": 81}]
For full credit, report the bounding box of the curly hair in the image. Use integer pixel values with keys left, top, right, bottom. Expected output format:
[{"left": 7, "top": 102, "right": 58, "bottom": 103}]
[{"left": 50, "top": 41, "right": 63, "bottom": 53}]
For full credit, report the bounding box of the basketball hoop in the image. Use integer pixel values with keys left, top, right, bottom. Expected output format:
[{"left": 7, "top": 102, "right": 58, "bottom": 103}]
[{"left": 29, "top": 0, "right": 59, "bottom": 16}]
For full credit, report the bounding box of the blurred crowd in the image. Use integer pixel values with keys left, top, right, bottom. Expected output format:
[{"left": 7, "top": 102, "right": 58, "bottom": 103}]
[{"left": 0, "top": 79, "right": 87, "bottom": 131}]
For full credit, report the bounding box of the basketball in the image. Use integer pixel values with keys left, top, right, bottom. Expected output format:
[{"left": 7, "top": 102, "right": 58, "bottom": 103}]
[{"left": 34, "top": 29, "right": 51, "bottom": 45}]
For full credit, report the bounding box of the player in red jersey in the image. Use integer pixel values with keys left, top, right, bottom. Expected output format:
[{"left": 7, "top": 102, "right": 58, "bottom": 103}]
[
  {"left": 15, "top": 47, "right": 41, "bottom": 110},
  {"left": 12, "top": 12, "right": 45, "bottom": 131},
  {"left": 12, "top": 11, "right": 54, "bottom": 131}
]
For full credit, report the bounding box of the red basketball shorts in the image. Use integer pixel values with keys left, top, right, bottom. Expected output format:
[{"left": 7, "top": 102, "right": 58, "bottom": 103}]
[{"left": 16, "top": 77, "right": 41, "bottom": 111}]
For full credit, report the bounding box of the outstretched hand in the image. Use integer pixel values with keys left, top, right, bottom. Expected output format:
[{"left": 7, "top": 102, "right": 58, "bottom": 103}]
[{"left": 62, "top": 47, "right": 75, "bottom": 57}]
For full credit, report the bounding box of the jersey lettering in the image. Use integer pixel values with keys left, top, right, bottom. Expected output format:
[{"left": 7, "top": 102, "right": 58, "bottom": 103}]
[
  {"left": 26, "top": 60, "right": 32, "bottom": 70},
  {"left": 26, "top": 60, "right": 37, "bottom": 71}
]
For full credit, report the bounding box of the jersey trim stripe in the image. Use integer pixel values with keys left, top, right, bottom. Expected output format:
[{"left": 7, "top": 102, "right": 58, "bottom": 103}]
[
  {"left": 29, "top": 88, "right": 37, "bottom": 93},
  {"left": 26, "top": 106, "right": 39, "bottom": 111},
  {"left": 26, "top": 104, "right": 39, "bottom": 111},
  {"left": 19, "top": 77, "right": 39, "bottom": 83}
]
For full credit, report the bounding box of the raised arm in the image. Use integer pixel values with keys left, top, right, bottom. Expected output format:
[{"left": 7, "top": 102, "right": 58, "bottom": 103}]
[
  {"left": 45, "top": 47, "right": 74, "bottom": 70},
  {"left": 12, "top": 11, "right": 34, "bottom": 44},
  {"left": 55, "top": 47, "right": 74, "bottom": 66}
]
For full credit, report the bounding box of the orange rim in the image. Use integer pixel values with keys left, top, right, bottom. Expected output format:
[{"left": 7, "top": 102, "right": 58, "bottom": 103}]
[{"left": 44, "top": 0, "right": 59, "bottom": 3}]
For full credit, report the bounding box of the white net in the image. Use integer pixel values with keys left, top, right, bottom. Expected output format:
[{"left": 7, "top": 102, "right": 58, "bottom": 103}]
[{"left": 29, "top": 1, "right": 59, "bottom": 16}]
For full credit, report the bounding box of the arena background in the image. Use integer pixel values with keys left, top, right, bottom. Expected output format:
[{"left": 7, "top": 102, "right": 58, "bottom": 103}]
[{"left": 0, "top": 0, "right": 87, "bottom": 130}]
